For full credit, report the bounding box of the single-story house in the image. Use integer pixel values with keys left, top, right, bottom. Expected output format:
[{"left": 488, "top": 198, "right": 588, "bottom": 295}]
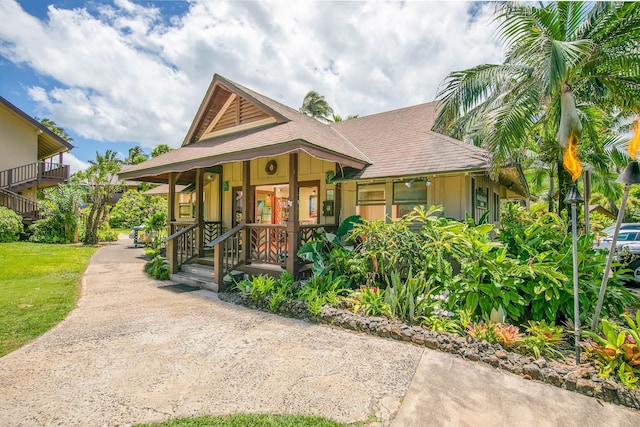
[{"left": 120, "top": 74, "right": 529, "bottom": 289}]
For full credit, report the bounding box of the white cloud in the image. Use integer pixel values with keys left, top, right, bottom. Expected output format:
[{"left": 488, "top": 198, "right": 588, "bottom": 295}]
[
  {"left": 0, "top": 0, "right": 504, "bottom": 149},
  {"left": 63, "top": 152, "right": 89, "bottom": 174}
]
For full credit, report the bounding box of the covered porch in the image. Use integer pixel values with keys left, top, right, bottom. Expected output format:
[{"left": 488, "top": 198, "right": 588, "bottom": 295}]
[{"left": 150, "top": 151, "right": 345, "bottom": 290}]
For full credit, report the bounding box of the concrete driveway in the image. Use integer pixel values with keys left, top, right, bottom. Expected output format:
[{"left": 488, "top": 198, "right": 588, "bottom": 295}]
[{"left": 1, "top": 236, "right": 639, "bottom": 426}]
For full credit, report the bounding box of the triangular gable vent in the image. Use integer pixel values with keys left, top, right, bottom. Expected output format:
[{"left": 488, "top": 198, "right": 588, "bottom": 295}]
[{"left": 199, "top": 93, "right": 276, "bottom": 141}]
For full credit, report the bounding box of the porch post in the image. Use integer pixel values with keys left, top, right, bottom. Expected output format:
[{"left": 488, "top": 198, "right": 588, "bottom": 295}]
[
  {"left": 286, "top": 153, "right": 300, "bottom": 278},
  {"left": 195, "top": 168, "right": 205, "bottom": 258},
  {"left": 385, "top": 180, "right": 393, "bottom": 223},
  {"left": 167, "top": 172, "right": 178, "bottom": 274},
  {"left": 241, "top": 160, "right": 254, "bottom": 264}
]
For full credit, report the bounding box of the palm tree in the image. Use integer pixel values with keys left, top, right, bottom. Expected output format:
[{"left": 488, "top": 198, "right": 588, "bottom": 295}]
[
  {"left": 434, "top": 2, "right": 640, "bottom": 212},
  {"left": 300, "top": 90, "right": 334, "bottom": 122},
  {"left": 76, "top": 150, "right": 122, "bottom": 244},
  {"left": 124, "top": 146, "right": 148, "bottom": 165}
]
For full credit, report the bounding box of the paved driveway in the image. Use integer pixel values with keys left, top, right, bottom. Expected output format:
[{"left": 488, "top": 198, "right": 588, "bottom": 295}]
[
  {"left": 0, "top": 238, "right": 422, "bottom": 426},
  {"left": 1, "top": 237, "right": 640, "bottom": 426}
]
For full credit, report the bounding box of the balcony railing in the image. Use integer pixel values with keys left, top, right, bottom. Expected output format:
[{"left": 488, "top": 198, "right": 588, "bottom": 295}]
[{"left": 0, "top": 160, "right": 69, "bottom": 190}]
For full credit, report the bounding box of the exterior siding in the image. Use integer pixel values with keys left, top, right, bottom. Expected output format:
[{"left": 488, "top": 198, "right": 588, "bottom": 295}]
[{"left": 0, "top": 104, "right": 38, "bottom": 173}]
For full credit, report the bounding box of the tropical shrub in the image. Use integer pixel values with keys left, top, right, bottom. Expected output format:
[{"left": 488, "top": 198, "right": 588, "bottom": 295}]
[
  {"left": 0, "top": 206, "right": 23, "bottom": 242},
  {"left": 29, "top": 184, "right": 83, "bottom": 243},
  {"left": 583, "top": 313, "right": 640, "bottom": 389},
  {"left": 109, "top": 190, "right": 166, "bottom": 229},
  {"left": 144, "top": 211, "right": 168, "bottom": 249},
  {"left": 521, "top": 320, "right": 566, "bottom": 359},
  {"left": 351, "top": 286, "right": 390, "bottom": 317},
  {"left": 144, "top": 256, "right": 169, "bottom": 280}
]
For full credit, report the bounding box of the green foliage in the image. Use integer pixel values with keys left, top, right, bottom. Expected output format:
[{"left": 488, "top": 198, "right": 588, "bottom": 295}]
[
  {"left": 150, "top": 144, "right": 173, "bottom": 158},
  {"left": 97, "top": 224, "right": 119, "bottom": 242},
  {"left": 384, "top": 270, "right": 436, "bottom": 325},
  {"left": 583, "top": 313, "right": 640, "bottom": 389},
  {"left": 351, "top": 286, "right": 390, "bottom": 317},
  {"left": 144, "top": 256, "right": 169, "bottom": 280},
  {"left": 144, "top": 210, "right": 168, "bottom": 249},
  {"left": 0, "top": 206, "right": 23, "bottom": 242},
  {"left": 109, "top": 190, "right": 167, "bottom": 229},
  {"left": 521, "top": 320, "right": 566, "bottom": 359},
  {"left": 75, "top": 150, "right": 122, "bottom": 245},
  {"left": 30, "top": 184, "right": 83, "bottom": 243}
]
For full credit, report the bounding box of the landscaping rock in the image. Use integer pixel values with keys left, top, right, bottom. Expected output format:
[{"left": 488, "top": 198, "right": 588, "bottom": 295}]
[{"left": 523, "top": 364, "right": 542, "bottom": 380}]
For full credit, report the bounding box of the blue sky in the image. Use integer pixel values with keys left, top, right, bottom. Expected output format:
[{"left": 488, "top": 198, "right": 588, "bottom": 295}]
[{"left": 0, "top": 0, "right": 503, "bottom": 173}]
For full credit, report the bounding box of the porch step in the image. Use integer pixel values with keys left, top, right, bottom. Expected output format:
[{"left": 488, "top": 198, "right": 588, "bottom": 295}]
[
  {"left": 170, "top": 270, "right": 219, "bottom": 293},
  {"left": 182, "top": 263, "right": 214, "bottom": 278}
]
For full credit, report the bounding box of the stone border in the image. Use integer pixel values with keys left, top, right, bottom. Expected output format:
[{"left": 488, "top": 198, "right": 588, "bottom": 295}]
[{"left": 219, "top": 291, "right": 640, "bottom": 410}]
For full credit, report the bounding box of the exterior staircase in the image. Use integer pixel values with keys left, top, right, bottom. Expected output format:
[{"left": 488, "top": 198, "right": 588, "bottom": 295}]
[{"left": 0, "top": 160, "right": 69, "bottom": 223}]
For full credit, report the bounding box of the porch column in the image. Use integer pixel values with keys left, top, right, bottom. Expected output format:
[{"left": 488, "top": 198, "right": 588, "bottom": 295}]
[
  {"left": 385, "top": 180, "right": 393, "bottom": 223},
  {"left": 241, "top": 160, "right": 254, "bottom": 265},
  {"left": 167, "top": 172, "right": 178, "bottom": 274},
  {"left": 286, "top": 153, "right": 300, "bottom": 278},
  {"left": 195, "top": 168, "right": 205, "bottom": 258}
]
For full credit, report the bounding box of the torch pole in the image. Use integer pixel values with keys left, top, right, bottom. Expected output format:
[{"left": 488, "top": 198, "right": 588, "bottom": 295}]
[
  {"left": 570, "top": 201, "right": 581, "bottom": 365},
  {"left": 592, "top": 184, "right": 631, "bottom": 331}
]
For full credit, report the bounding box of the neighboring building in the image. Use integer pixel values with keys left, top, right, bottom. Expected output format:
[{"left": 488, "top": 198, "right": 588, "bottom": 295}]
[
  {"left": 0, "top": 96, "right": 73, "bottom": 223},
  {"left": 120, "top": 74, "right": 529, "bottom": 288}
]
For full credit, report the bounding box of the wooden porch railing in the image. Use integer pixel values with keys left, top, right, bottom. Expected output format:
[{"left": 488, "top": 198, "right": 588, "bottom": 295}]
[
  {"left": 0, "top": 187, "right": 43, "bottom": 221},
  {"left": 0, "top": 160, "right": 69, "bottom": 190},
  {"left": 249, "top": 224, "right": 288, "bottom": 265},
  {"left": 166, "top": 222, "right": 198, "bottom": 268},
  {"left": 209, "top": 224, "right": 246, "bottom": 289},
  {"left": 166, "top": 221, "right": 339, "bottom": 290}
]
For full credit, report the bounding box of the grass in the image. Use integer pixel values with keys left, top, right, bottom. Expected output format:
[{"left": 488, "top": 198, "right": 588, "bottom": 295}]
[
  {"left": 135, "top": 414, "right": 345, "bottom": 427},
  {"left": 0, "top": 242, "right": 98, "bottom": 357}
]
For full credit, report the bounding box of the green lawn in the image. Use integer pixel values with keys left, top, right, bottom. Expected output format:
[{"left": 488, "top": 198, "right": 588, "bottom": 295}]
[
  {"left": 0, "top": 242, "right": 98, "bottom": 357},
  {"left": 136, "top": 414, "right": 345, "bottom": 427}
]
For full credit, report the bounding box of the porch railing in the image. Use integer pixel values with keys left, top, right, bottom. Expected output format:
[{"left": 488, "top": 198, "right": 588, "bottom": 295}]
[
  {"left": 0, "top": 160, "right": 69, "bottom": 190},
  {"left": 203, "top": 221, "right": 223, "bottom": 246},
  {"left": 210, "top": 224, "right": 246, "bottom": 286},
  {"left": 166, "top": 223, "right": 198, "bottom": 267},
  {"left": 249, "top": 224, "right": 288, "bottom": 265}
]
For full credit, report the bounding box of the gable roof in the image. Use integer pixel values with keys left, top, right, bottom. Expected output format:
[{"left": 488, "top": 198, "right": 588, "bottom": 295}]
[
  {"left": 332, "top": 102, "right": 489, "bottom": 180},
  {"left": 0, "top": 95, "right": 74, "bottom": 159},
  {"left": 120, "top": 75, "right": 371, "bottom": 182}
]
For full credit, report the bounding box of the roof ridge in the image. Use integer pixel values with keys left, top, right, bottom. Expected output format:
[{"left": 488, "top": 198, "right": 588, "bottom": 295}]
[
  {"left": 424, "top": 129, "right": 488, "bottom": 157},
  {"left": 334, "top": 100, "right": 440, "bottom": 123},
  {"left": 329, "top": 126, "right": 373, "bottom": 164}
]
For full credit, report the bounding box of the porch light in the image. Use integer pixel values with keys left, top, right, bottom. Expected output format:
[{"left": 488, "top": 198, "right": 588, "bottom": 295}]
[{"left": 405, "top": 177, "right": 432, "bottom": 188}]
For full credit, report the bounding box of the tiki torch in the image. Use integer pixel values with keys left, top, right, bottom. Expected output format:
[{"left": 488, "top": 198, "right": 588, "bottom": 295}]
[
  {"left": 565, "top": 183, "right": 583, "bottom": 365},
  {"left": 592, "top": 122, "right": 640, "bottom": 331}
]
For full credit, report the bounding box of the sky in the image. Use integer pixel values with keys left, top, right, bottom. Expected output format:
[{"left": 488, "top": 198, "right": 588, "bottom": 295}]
[{"left": 0, "top": 0, "right": 505, "bottom": 173}]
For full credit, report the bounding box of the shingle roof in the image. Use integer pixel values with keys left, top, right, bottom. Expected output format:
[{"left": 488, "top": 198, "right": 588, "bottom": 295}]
[
  {"left": 121, "top": 75, "right": 370, "bottom": 180},
  {"left": 332, "top": 102, "right": 489, "bottom": 180},
  {"left": 120, "top": 75, "right": 493, "bottom": 183}
]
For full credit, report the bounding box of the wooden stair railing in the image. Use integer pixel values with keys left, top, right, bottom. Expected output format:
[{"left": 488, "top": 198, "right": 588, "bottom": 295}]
[
  {"left": 0, "top": 187, "right": 42, "bottom": 221},
  {"left": 208, "top": 224, "right": 245, "bottom": 291},
  {"left": 165, "top": 223, "right": 198, "bottom": 273}
]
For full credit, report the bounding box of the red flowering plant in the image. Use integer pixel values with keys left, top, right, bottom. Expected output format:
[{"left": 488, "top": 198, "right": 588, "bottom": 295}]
[{"left": 583, "top": 312, "right": 640, "bottom": 389}]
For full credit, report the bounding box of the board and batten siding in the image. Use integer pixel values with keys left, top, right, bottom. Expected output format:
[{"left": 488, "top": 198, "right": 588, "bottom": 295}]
[{"left": 0, "top": 103, "right": 38, "bottom": 173}]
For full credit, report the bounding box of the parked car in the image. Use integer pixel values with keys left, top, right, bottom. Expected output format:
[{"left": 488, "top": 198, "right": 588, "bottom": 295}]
[{"left": 593, "top": 229, "right": 640, "bottom": 251}]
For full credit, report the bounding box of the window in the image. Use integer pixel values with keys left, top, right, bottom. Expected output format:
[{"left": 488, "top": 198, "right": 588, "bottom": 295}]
[
  {"left": 357, "top": 183, "right": 386, "bottom": 221},
  {"left": 357, "top": 183, "right": 385, "bottom": 205},
  {"left": 393, "top": 180, "right": 428, "bottom": 218}
]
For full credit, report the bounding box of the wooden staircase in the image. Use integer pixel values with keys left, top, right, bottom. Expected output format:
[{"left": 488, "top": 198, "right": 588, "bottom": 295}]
[{"left": 0, "top": 160, "right": 70, "bottom": 223}]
